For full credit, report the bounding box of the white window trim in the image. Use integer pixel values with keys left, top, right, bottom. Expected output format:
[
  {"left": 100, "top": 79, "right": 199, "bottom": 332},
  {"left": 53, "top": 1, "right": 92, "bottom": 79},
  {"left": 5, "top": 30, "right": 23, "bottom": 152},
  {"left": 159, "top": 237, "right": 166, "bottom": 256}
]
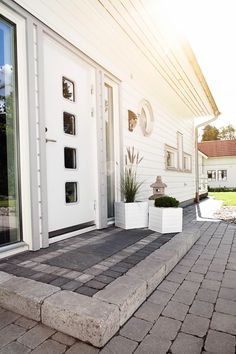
[
  {"left": 183, "top": 153, "right": 192, "bottom": 173},
  {"left": 165, "top": 144, "right": 178, "bottom": 170}
]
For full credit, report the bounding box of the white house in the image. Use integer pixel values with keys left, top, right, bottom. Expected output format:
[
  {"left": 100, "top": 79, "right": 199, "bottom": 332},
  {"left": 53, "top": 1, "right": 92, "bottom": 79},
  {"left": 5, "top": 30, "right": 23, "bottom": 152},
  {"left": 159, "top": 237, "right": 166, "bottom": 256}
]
[
  {"left": 198, "top": 140, "right": 236, "bottom": 189},
  {"left": 0, "top": 0, "right": 219, "bottom": 258}
]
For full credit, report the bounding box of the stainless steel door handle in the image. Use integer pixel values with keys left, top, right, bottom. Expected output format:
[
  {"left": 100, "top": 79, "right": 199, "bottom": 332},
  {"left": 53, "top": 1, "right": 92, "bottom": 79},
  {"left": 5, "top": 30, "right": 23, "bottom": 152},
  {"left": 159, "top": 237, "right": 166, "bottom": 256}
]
[{"left": 46, "top": 138, "right": 57, "bottom": 143}]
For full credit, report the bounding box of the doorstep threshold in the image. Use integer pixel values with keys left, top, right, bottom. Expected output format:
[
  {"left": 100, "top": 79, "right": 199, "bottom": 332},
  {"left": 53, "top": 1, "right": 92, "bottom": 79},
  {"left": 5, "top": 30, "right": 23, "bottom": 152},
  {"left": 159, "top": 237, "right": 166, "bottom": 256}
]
[{"left": 0, "top": 228, "right": 200, "bottom": 347}]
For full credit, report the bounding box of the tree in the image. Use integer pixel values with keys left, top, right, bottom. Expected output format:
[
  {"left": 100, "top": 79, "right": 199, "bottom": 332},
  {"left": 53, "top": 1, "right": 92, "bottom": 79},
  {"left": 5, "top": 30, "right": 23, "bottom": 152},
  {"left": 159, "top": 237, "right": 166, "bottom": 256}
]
[
  {"left": 219, "top": 124, "right": 236, "bottom": 140},
  {"left": 201, "top": 124, "right": 219, "bottom": 141}
]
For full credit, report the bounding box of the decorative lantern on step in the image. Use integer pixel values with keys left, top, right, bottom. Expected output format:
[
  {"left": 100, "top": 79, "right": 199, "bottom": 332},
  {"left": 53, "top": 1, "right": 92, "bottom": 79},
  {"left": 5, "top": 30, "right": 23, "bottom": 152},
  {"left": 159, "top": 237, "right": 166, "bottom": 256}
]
[{"left": 149, "top": 176, "right": 167, "bottom": 200}]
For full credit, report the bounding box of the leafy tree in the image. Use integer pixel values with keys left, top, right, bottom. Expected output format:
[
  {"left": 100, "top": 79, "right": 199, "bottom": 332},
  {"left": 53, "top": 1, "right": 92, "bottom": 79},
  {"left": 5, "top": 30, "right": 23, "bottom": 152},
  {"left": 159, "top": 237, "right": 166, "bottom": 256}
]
[
  {"left": 219, "top": 124, "right": 236, "bottom": 140},
  {"left": 201, "top": 124, "right": 219, "bottom": 141}
]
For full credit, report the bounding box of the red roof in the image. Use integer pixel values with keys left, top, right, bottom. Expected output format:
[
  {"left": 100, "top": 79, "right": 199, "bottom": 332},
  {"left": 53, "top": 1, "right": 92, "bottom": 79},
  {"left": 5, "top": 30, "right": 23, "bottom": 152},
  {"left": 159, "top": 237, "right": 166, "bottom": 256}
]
[{"left": 198, "top": 140, "right": 236, "bottom": 157}]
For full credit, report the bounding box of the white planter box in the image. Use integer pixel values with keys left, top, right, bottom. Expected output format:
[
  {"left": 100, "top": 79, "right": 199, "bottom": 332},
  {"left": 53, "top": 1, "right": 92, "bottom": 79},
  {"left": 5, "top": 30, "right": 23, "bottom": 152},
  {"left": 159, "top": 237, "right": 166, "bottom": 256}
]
[
  {"left": 149, "top": 206, "right": 183, "bottom": 233},
  {"left": 115, "top": 202, "right": 148, "bottom": 229}
]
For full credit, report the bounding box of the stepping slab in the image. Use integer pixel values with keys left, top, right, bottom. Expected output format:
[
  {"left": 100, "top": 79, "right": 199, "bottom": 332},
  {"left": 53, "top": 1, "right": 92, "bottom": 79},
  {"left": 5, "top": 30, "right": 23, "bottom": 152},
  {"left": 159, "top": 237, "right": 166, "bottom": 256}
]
[
  {"left": 0, "top": 276, "right": 60, "bottom": 321},
  {"left": 0, "top": 229, "right": 201, "bottom": 347},
  {"left": 42, "top": 290, "right": 119, "bottom": 347},
  {"left": 127, "top": 260, "right": 166, "bottom": 296},
  {"left": 94, "top": 275, "right": 146, "bottom": 325},
  {"left": 0, "top": 271, "right": 15, "bottom": 284}
]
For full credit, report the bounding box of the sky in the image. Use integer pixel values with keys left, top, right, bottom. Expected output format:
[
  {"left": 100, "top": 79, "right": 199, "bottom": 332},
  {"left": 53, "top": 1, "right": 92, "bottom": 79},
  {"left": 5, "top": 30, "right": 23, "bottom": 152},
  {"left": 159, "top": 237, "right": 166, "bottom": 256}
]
[{"left": 154, "top": 0, "right": 236, "bottom": 129}]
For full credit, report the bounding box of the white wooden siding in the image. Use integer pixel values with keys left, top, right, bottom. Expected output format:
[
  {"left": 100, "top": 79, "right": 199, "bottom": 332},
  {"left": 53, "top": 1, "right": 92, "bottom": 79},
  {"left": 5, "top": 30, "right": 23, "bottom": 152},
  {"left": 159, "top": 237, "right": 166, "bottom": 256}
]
[{"left": 12, "top": 0, "right": 209, "bottom": 203}]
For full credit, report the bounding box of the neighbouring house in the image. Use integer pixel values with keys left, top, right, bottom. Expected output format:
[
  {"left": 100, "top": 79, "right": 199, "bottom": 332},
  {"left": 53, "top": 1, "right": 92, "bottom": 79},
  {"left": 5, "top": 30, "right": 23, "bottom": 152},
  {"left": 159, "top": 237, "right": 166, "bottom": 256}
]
[
  {"left": 198, "top": 140, "right": 236, "bottom": 189},
  {"left": 0, "top": 0, "right": 219, "bottom": 258}
]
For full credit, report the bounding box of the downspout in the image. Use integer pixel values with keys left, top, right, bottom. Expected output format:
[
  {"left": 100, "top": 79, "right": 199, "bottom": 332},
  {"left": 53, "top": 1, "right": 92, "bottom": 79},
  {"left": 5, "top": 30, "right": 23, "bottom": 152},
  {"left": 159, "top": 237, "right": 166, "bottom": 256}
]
[{"left": 195, "top": 112, "right": 220, "bottom": 203}]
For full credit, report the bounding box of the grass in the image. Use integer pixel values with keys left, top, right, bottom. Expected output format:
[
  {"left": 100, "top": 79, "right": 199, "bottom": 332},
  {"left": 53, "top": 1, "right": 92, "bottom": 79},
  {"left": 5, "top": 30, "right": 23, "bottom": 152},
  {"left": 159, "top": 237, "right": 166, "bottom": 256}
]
[
  {"left": 0, "top": 199, "right": 16, "bottom": 207},
  {"left": 209, "top": 192, "right": 236, "bottom": 206}
]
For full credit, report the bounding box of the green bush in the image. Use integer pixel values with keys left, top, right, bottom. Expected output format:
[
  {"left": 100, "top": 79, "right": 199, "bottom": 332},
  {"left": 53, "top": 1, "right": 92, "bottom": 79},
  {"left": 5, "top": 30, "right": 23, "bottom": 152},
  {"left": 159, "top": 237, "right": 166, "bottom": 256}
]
[{"left": 154, "top": 196, "right": 179, "bottom": 208}]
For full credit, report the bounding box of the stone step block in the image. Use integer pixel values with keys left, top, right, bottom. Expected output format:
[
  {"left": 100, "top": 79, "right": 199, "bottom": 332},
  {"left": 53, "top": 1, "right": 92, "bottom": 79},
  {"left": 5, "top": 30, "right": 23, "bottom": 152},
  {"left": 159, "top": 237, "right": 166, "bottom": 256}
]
[
  {"left": 0, "top": 277, "right": 60, "bottom": 321},
  {"left": 127, "top": 259, "right": 165, "bottom": 296},
  {"left": 0, "top": 271, "right": 15, "bottom": 284},
  {"left": 94, "top": 275, "right": 146, "bottom": 326},
  {"left": 41, "top": 290, "right": 119, "bottom": 348}
]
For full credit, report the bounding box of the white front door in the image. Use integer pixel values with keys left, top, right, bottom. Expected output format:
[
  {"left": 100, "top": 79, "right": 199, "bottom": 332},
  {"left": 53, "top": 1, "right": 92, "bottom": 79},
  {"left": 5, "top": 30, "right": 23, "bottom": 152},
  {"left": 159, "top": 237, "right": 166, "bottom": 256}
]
[{"left": 43, "top": 35, "right": 96, "bottom": 237}]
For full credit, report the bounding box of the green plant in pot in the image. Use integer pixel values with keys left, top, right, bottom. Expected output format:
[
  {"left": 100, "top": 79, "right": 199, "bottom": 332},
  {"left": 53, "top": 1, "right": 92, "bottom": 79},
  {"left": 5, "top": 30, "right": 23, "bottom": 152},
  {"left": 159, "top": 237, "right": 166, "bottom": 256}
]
[
  {"left": 115, "top": 147, "right": 148, "bottom": 229},
  {"left": 149, "top": 192, "right": 183, "bottom": 234}
]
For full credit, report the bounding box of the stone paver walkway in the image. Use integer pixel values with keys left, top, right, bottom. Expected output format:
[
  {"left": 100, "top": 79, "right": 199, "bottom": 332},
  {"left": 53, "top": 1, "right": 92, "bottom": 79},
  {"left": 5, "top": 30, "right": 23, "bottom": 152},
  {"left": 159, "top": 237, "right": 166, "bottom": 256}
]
[{"left": 1, "top": 202, "right": 236, "bottom": 353}]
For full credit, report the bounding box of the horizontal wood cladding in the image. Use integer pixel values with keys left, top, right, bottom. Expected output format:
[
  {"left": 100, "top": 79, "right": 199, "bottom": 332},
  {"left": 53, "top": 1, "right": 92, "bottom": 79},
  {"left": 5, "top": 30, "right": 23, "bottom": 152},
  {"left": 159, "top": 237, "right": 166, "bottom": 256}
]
[{"left": 14, "top": 0, "right": 214, "bottom": 116}]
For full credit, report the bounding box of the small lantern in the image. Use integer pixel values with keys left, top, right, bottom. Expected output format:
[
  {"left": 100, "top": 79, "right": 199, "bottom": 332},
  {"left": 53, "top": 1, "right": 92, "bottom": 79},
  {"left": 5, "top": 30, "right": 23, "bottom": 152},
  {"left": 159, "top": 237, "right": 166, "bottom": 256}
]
[{"left": 149, "top": 176, "right": 167, "bottom": 200}]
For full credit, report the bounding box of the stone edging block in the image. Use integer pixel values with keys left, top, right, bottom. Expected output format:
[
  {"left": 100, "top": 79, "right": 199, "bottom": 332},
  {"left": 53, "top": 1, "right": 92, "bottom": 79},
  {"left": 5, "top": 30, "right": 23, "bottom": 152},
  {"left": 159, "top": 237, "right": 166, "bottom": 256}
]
[
  {"left": 0, "top": 228, "right": 201, "bottom": 347},
  {"left": 0, "top": 275, "right": 60, "bottom": 321},
  {"left": 41, "top": 290, "right": 119, "bottom": 347},
  {"left": 94, "top": 274, "right": 146, "bottom": 325}
]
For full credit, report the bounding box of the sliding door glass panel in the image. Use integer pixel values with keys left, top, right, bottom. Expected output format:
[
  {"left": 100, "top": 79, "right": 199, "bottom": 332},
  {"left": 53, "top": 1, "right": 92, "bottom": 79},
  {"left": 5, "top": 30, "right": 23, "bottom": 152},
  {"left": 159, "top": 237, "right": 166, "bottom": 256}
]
[
  {"left": 104, "top": 84, "right": 115, "bottom": 219},
  {"left": 0, "top": 16, "right": 21, "bottom": 246}
]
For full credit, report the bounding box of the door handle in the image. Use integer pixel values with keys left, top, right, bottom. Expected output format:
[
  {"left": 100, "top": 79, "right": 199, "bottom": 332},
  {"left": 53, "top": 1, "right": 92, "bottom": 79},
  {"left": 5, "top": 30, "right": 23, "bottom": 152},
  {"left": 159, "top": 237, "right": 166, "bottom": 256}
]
[{"left": 46, "top": 138, "right": 57, "bottom": 143}]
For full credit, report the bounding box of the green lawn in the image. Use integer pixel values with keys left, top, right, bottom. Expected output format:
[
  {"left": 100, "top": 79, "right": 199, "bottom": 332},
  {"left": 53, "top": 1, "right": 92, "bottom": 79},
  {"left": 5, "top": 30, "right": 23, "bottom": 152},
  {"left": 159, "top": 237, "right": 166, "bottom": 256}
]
[
  {"left": 0, "top": 199, "right": 16, "bottom": 207},
  {"left": 209, "top": 192, "right": 236, "bottom": 206}
]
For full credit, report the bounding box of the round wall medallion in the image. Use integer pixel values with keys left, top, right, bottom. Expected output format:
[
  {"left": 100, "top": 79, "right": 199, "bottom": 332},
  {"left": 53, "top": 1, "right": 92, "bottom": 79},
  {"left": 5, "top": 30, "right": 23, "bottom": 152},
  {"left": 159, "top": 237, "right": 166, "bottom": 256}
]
[{"left": 138, "top": 100, "right": 154, "bottom": 137}]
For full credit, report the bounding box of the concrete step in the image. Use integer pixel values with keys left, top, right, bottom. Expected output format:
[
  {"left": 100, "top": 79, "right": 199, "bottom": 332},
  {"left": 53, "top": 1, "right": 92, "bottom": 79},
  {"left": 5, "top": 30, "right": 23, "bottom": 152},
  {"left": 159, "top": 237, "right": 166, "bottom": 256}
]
[{"left": 0, "top": 228, "right": 200, "bottom": 347}]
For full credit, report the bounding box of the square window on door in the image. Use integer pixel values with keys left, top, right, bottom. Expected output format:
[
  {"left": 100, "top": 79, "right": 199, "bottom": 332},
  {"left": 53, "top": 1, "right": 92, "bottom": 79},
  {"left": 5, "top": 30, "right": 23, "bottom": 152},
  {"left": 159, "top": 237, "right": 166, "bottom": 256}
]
[
  {"left": 64, "top": 147, "right": 77, "bottom": 169},
  {"left": 64, "top": 112, "right": 76, "bottom": 135},
  {"left": 62, "top": 77, "right": 75, "bottom": 101},
  {"left": 65, "top": 182, "right": 78, "bottom": 203}
]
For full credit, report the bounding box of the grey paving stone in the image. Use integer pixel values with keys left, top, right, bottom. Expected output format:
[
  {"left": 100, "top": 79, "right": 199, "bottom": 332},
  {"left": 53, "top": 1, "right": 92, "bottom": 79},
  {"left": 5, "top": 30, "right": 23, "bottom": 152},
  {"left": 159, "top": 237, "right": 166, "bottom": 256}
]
[
  {"left": 215, "top": 298, "right": 236, "bottom": 316},
  {"left": 75, "top": 286, "right": 98, "bottom": 296},
  {"left": 148, "top": 290, "right": 172, "bottom": 306},
  {"left": 181, "top": 314, "right": 210, "bottom": 337},
  {"left": 18, "top": 324, "right": 55, "bottom": 349},
  {"left": 52, "top": 332, "right": 76, "bottom": 346},
  {"left": 219, "top": 287, "right": 236, "bottom": 301},
  {"left": 204, "top": 329, "right": 235, "bottom": 354},
  {"left": 0, "top": 341, "right": 31, "bottom": 354},
  {"left": 162, "top": 300, "right": 189, "bottom": 321},
  {"left": 196, "top": 288, "right": 218, "bottom": 303},
  {"left": 173, "top": 265, "right": 191, "bottom": 275},
  {"left": 185, "top": 272, "right": 204, "bottom": 283},
  {"left": 205, "top": 271, "right": 223, "bottom": 281},
  {"left": 211, "top": 312, "right": 236, "bottom": 335},
  {"left": 134, "top": 335, "right": 171, "bottom": 354},
  {"left": 0, "top": 324, "right": 26, "bottom": 348},
  {"left": 30, "top": 339, "right": 66, "bottom": 354},
  {"left": 201, "top": 279, "right": 221, "bottom": 291},
  {"left": 86, "top": 280, "right": 106, "bottom": 290},
  {"left": 15, "top": 317, "right": 37, "bottom": 329},
  {"left": 0, "top": 310, "right": 20, "bottom": 330},
  {"left": 49, "top": 277, "right": 69, "bottom": 287},
  {"left": 166, "top": 272, "right": 186, "bottom": 284},
  {"left": 100, "top": 335, "right": 138, "bottom": 354},
  {"left": 95, "top": 275, "right": 114, "bottom": 284},
  {"left": 134, "top": 301, "right": 163, "bottom": 323},
  {"left": 189, "top": 300, "right": 214, "bottom": 318},
  {"left": 150, "top": 316, "right": 181, "bottom": 340},
  {"left": 65, "top": 342, "right": 99, "bottom": 354},
  {"left": 119, "top": 317, "right": 152, "bottom": 342},
  {"left": 157, "top": 280, "right": 179, "bottom": 294},
  {"left": 76, "top": 274, "right": 94, "bottom": 283},
  {"left": 61, "top": 280, "right": 82, "bottom": 291},
  {"left": 172, "top": 289, "right": 196, "bottom": 305},
  {"left": 170, "top": 332, "right": 203, "bottom": 354},
  {"left": 191, "top": 264, "right": 209, "bottom": 274},
  {"left": 227, "top": 262, "right": 236, "bottom": 271}
]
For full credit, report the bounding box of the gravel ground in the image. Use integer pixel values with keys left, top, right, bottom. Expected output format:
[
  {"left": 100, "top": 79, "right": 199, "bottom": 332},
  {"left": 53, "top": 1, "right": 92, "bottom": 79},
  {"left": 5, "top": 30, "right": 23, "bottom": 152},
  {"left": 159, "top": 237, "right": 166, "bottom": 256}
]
[{"left": 214, "top": 206, "right": 236, "bottom": 223}]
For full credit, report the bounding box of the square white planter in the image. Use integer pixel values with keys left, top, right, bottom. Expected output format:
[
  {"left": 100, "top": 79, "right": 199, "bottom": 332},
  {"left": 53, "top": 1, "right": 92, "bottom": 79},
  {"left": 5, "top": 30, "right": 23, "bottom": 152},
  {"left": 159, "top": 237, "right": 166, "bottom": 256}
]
[
  {"left": 115, "top": 202, "right": 148, "bottom": 229},
  {"left": 149, "top": 206, "right": 183, "bottom": 233}
]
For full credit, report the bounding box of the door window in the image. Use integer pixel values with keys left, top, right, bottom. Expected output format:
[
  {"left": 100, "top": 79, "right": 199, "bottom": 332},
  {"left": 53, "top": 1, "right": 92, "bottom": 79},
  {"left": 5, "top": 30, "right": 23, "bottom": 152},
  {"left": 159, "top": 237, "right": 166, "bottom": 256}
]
[{"left": 0, "top": 16, "right": 21, "bottom": 246}]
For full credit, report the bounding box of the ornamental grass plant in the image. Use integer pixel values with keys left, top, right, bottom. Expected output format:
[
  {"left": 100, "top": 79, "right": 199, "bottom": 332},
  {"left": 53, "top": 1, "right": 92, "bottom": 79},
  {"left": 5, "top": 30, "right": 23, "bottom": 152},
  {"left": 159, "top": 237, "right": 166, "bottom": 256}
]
[{"left": 121, "top": 147, "right": 143, "bottom": 203}]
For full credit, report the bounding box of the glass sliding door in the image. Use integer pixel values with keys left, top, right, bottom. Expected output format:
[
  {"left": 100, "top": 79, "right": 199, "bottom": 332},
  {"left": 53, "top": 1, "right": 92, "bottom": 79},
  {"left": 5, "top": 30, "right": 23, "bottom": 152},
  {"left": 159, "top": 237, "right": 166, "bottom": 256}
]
[
  {"left": 0, "top": 16, "right": 21, "bottom": 246},
  {"left": 104, "top": 83, "right": 115, "bottom": 219}
]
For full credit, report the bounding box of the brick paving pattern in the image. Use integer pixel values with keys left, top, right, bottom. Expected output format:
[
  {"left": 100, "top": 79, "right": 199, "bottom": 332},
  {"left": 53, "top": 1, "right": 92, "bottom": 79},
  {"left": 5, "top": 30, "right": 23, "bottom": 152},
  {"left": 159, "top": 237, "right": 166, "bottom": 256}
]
[
  {"left": 0, "top": 229, "right": 175, "bottom": 297},
  {"left": 0, "top": 203, "right": 236, "bottom": 353}
]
